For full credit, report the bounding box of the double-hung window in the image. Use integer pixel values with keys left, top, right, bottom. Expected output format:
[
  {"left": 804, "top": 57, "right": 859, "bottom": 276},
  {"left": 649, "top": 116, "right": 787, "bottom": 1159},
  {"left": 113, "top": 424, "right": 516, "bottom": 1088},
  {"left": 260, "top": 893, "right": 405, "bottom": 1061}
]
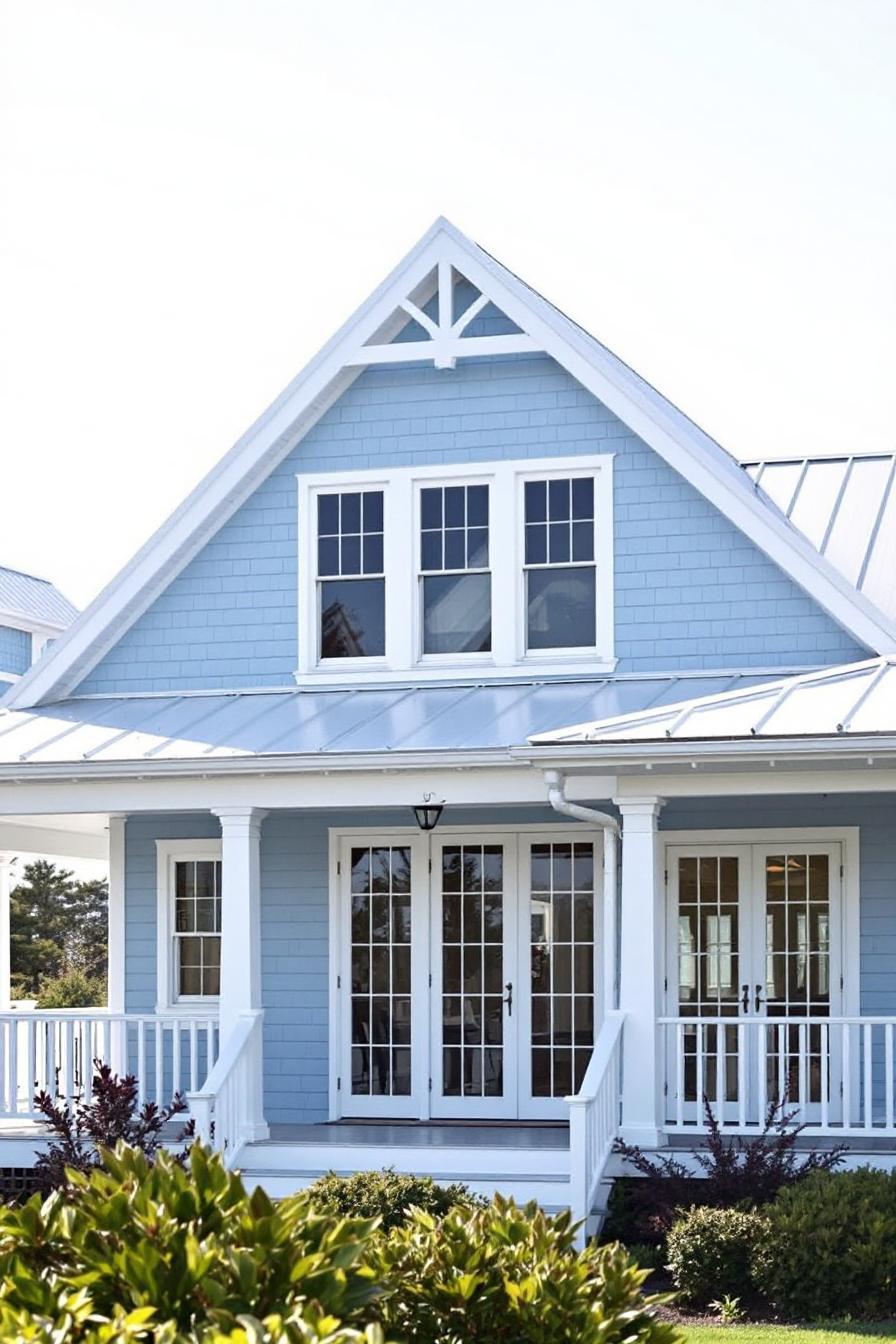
[
  {"left": 523, "top": 475, "right": 596, "bottom": 651},
  {"left": 419, "top": 483, "right": 491, "bottom": 655},
  {"left": 157, "top": 842, "right": 223, "bottom": 1008},
  {"left": 317, "top": 490, "right": 385, "bottom": 659},
  {"left": 297, "top": 455, "right": 613, "bottom": 680}
]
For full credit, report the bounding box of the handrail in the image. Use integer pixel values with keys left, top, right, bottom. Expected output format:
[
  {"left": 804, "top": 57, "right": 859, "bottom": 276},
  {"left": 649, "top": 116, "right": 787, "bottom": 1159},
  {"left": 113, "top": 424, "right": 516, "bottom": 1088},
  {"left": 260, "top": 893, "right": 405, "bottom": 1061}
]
[
  {"left": 187, "top": 1011, "right": 263, "bottom": 1167},
  {"left": 566, "top": 1010, "right": 625, "bottom": 1244},
  {"left": 0, "top": 1010, "right": 219, "bottom": 1118}
]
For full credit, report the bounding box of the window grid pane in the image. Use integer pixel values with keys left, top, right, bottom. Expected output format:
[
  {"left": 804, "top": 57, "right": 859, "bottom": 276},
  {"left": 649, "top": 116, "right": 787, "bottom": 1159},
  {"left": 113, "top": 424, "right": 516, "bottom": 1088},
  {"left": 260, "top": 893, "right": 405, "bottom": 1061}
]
[
  {"left": 441, "top": 844, "right": 504, "bottom": 1098},
  {"left": 677, "top": 855, "right": 741, "bottom": 1106},
  {"left": 174, "top": 860, "right": 221, "bottom": 998},
  {"left": 420, "top": 484, "right": 492, "bottom": 655},
  {"left": 523, "top": 475, "right": 596, "bottom": 651},
  {"left": 350, "top": 846, "right": 413, "bottom": 1098},
  {"left": 317, "top": 491, "right": 385, "bottom": 578},
  {"left": 530, "top": 842, "right": 595, "bottom": 1097}
]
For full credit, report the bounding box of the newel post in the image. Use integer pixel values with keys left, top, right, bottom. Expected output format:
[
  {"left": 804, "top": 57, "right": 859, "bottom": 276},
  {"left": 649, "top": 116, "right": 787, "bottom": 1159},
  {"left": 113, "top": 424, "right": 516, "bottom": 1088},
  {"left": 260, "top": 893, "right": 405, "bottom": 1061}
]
[
  {"left": 615, "top": 797, "right": 665, "bottom": 1147},
  {"left": 212, "top": 806, "right": 269, "bottom": 1141}
]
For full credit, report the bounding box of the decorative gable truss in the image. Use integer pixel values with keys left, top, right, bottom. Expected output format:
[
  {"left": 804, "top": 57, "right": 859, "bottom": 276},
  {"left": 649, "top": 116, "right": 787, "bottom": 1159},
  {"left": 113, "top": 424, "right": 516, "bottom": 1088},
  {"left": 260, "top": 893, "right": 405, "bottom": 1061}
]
[
  {"left": 8, "top": 217, "right": 896, "bottom": 710},
  {"left": 354, "top": 259, "right": 535, "bottom": 369}
]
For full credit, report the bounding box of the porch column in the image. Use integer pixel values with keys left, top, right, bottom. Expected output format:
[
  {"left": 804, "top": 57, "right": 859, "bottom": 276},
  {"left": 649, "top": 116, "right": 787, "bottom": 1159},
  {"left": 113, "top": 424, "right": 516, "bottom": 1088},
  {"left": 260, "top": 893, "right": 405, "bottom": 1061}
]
[
  {"left": 616, "top": 797, "right": 665, "bottom": 1146},
  {"left": 213, "top": 806, "right": 268, "bottom": 1139},
  {"left": 0, "top": 854, "right": 12, "bottom": 1012},
  {"left": 107, "top": 817, "right": 126, "bottom": 1014}
]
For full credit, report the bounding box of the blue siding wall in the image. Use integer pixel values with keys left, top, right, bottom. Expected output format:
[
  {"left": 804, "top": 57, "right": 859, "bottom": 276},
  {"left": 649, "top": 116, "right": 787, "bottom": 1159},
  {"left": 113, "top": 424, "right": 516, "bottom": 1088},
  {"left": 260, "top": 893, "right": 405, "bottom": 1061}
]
[
  {"left": 0, "top": 625, "right": 30, "bottom": 676},
  {"left": 78, "top": 353, "right": 864, "bottom": 694}
]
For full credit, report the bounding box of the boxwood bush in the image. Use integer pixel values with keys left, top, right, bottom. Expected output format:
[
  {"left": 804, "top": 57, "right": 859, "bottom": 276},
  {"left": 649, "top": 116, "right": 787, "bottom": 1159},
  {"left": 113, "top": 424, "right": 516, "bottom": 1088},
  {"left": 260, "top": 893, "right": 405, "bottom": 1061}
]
[
  {"left": 666, "top": 1204, "right": 768, "bottom": 1305},
  {"left": 306, "top": 1167, "right": 479, "bottom": 1231},
  {"left": 753, "top": 1167, "right": 896, "bottom": 1319},
  {"left": 0, "top": 1144, "right": 679, "bottom": 1343}
]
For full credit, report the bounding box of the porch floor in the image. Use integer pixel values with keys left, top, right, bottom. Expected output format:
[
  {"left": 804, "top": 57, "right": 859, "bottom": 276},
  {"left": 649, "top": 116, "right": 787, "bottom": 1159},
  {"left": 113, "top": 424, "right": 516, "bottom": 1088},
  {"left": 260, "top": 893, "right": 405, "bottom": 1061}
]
[{"left": 262, "top": 1121, "right": 570, "bottom": 1149}]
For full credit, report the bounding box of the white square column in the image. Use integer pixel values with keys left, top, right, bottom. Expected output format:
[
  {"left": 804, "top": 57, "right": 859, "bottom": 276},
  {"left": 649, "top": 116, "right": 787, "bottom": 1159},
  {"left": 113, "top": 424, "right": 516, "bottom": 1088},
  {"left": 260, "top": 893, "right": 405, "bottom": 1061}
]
[
  {"left": 213, "top": 806, "right": 268, "bottom": 1139},
  {"left": 616, "top": 797, "right": 665, "bottom": 1147}
]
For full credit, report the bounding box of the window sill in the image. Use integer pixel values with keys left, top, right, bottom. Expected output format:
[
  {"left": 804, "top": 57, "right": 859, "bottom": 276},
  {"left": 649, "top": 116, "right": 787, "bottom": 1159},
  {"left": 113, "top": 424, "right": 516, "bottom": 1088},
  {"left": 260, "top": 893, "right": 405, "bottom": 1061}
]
[{"left": 294, "top": 656, "right": 618, "bottom": 688}]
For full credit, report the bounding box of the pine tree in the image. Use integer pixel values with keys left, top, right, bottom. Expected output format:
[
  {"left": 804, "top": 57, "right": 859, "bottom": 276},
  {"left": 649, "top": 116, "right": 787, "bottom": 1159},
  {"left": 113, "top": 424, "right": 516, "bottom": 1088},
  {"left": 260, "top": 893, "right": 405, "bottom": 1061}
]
[{"left": 10, "top": 859, "right": 108, "bottom": 999}]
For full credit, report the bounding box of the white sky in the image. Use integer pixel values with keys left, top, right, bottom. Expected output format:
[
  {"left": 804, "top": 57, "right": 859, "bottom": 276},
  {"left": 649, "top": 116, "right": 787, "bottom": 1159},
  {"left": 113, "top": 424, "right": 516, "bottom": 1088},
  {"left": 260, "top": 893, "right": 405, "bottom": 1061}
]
[{"left": 1, "top": 0, "right": 894, "bottom": 611}]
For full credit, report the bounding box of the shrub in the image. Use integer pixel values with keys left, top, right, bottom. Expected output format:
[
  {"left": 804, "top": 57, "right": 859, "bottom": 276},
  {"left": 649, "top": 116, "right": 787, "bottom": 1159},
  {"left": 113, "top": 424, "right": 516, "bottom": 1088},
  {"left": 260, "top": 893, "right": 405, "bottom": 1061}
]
[
  {"left": 612, "top": 1097, "right": 845, "bottom": 1234},
  {"left": 36, "top": 969, "right": 106, "bottom": 1009},
  {"left": 33, "top": 1059, "right": 192, "bottom": 1194},
  {"left": 666, "top": 1204, "right": 768, "bottom": 1305},
  {"left": 368, "top": 1194, "right": 679, "bottom": 1344},
  {"left": 0, "top": 1143, "right": 380, "bottom": 1339},
  {"left": 754, "top": 1168, "right": 896, "bottom": 1319},
  {"left": 306, "top": 1167, "right": 479, "bottom": 1231}
]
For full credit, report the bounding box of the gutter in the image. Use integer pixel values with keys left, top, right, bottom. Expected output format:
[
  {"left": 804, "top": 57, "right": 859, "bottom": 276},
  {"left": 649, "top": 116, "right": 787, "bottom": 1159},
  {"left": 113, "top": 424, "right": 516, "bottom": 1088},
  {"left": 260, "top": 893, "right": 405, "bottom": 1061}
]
[{"left": 543, "top": 769, "right": 619, "bottom": 1013}]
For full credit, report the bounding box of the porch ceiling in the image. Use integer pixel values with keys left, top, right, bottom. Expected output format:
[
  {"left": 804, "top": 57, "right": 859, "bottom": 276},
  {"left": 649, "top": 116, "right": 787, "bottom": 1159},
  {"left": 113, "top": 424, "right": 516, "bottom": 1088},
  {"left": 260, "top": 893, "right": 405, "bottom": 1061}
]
[{"left": 0, "top": 673, "right": 776, "bottom": 769}]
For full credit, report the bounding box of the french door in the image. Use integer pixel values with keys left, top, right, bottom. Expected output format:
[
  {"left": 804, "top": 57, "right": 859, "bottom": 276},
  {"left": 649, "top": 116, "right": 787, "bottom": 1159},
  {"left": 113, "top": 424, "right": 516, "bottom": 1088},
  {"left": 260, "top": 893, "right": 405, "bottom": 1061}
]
[
  {"left": 666, "top": 841, "right": 843, "bottom": 1125},
  {"left": 335, "top": 829, "right": 601, "bottom": 1121}
]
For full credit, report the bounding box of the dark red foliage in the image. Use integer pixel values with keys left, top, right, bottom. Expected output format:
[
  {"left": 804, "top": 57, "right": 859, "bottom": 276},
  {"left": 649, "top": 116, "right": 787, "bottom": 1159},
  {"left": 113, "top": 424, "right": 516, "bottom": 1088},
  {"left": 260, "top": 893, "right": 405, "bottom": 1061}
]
[
  {"left": 610, "top": 1096, "right": 847, "bottom": 1238},
  {"left": 33, "top": 1060, "right": 194, "bottom": 1195}
]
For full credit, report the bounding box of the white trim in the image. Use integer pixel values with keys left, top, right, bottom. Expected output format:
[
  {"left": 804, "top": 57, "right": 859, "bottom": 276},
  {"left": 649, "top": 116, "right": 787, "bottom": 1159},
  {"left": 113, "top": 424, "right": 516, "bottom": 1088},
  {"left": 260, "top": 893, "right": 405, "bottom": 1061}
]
[
  {"left": 11, "top": 217, "right": 892, "bottom": 711},
  {"left": 154, "top": 838, "right": 223, "bottom": 1013},
  {"left": 0, "top": 611, "right": 67, "bottom": 639},
  {"left": 107, "top": 816, "right": 126, "bottom": 1013},
  {"left": 296, "top": 455, "right": 615, "bottom": 683}
]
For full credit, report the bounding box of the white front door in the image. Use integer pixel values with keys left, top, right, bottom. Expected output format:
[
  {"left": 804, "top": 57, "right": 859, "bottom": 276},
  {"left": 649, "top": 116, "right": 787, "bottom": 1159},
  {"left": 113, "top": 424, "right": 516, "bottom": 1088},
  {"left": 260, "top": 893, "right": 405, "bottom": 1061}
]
[
  {"left": 334, "top": 827, "right": 601, "bottom": 1121},
  {"left": 666, "top": 841, "right": 843, "bottom": 1125},
  {"left": 430, "top": 838, "right": 518, "bottom": 1118}
]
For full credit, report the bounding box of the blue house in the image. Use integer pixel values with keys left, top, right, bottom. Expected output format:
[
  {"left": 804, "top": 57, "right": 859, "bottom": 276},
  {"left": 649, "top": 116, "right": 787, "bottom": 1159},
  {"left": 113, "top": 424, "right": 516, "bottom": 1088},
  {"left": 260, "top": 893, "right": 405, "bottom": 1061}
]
[
  {"left": 2, "top": 219, "right": 895, "bottom": 1232},
  {"left": 0, "top": 566, "right": 76, "bottom": 685}
]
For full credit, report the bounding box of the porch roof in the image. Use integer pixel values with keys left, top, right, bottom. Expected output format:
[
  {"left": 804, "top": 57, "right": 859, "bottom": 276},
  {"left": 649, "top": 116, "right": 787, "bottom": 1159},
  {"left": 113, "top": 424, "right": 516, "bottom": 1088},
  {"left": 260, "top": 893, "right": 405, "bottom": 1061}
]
[
  {"left": 530, "top": 656, "right": 896, "bottom": 744},
  {"left": 0, "top": 673, "right": 774, "bottom": 767}
]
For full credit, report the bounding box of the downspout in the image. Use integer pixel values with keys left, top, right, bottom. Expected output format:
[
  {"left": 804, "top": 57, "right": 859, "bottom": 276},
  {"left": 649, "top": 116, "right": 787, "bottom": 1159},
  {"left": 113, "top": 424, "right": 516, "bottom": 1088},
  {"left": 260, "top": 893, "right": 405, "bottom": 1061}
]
[{"left": 544, "top": 770, "right": 619, "bottom": 1013}]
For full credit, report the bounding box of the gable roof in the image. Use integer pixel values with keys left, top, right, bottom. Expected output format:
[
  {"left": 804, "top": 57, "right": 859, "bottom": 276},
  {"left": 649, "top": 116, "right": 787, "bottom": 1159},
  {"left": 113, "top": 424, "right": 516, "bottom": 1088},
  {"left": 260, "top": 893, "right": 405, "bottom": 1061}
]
[
  {"left": 0, "top": 566, "right": 77, "bottom": 630},
  {"left": 529, "top": 655, "right": 896, "bottom": 746},
  {"left": 742, "top": 452, "right": 896, "bottom": 620},
  {"left": 7, "top": 217, "right": 895, "bottom": 710}
]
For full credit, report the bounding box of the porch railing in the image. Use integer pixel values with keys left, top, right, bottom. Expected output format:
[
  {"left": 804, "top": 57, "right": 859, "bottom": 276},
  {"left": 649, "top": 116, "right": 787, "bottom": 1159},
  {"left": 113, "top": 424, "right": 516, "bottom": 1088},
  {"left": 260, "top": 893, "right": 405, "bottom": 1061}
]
[
  {"left": 567, "top": 1010, "right": 624, "bottom": 1238},
  {"left": 661, "top": 1015, "right": 896, "bottom": 1135},
  {"left": 188, "top": 1011, "right": 263, "bottom": 1166},
  {"left": 0, "top": 1011, "right": 219, "bottom": 1121}
]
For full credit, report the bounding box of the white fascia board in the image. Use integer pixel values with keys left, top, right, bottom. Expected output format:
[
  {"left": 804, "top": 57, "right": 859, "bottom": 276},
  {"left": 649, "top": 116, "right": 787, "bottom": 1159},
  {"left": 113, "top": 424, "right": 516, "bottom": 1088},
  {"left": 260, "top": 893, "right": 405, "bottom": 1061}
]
[
  {"left": 515, "top": 736, "right": 896, "bottom": 770},
  {"left": 11, "top": 218, "right": 894, "bottom": 712},
  {"left": 0, "top": 610, "right": 67, "bottom": 638}
]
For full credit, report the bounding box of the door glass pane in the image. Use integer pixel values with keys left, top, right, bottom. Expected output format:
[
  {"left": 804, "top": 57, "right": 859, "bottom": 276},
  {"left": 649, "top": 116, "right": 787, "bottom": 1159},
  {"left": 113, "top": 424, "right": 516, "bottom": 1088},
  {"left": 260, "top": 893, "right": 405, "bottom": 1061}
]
[
  {"left": 442, "top": 844, "right": 504, "bottom": 1097},
  {"left": 764, "top": 852, "right": 831, "bottom": 1105},
  {"left": 677, "top": 855, "right": 740, "bottom": 1105},
  {"left": 350, "top": 846, "right": 412, "bottom": 1097},
  {"left": 531, "top": 842, "right": 595, "bottom": 1097}
]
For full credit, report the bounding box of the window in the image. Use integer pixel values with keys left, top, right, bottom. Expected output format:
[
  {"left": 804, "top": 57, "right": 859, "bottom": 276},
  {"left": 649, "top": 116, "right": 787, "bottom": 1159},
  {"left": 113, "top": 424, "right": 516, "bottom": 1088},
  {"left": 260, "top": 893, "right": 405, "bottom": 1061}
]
[
  {"left": 297, "top": 456, "right": 613, "bottom": 682},
  {"left": 419, "top": 484, "right": 491, "bottom": 655},
  {"left": 523, "top": 476, "right": 596, "bottom": 650},
  {"left": 156, "top": 840, "right": 223, "bottom": 1009},
  {"left": 317, "top": 490, "right": 385, "bottom": 659}
]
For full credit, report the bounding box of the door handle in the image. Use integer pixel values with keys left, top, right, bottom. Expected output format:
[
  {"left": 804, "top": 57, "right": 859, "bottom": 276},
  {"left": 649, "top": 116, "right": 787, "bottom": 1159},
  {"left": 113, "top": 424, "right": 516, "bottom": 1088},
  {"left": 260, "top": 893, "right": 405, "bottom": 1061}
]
[
  {"left": 741, "top": 983, "right": 749, "bottom": 1013},
  {"left": 505, "top": 982, "right": 513, "bottom": 1017},
  {"left": 755, "top": 983, "right": 764, "bottom": 1013}
]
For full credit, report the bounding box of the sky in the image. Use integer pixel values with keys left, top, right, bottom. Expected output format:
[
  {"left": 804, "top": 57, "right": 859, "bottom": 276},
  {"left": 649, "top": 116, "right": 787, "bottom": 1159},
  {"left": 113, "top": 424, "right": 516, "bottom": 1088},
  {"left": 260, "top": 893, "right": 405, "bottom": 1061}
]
[{"left": 1, "top": 0, "right": 894, "bottom": 612}]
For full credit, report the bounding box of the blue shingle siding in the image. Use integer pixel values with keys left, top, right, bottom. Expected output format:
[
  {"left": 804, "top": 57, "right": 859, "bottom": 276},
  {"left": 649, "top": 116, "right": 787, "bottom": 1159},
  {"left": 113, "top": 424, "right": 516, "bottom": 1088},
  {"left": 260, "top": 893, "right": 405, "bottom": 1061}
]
[
  {"left": 0, "top": 625, "right": 31, "bottom": 676},
  {"left": 78, "top": 354, "right": 865, "bottom": 694}
]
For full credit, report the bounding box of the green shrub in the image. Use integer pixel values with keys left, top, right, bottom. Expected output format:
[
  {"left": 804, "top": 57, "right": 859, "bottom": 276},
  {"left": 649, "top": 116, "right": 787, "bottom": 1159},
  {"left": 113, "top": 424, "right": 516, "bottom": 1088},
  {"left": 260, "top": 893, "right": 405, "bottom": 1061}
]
[
  {"left": 37, "top": 969, "right": 106, "bottom": 1009},
  {"left": 368, "top": 1194, "right": 679, "bottom": 1344},
  {"left": 306, "top": 1166, "right": 479, "bottom": 1231},
  {"left": 0, "top": 1143, "right": 379, "bottom": 1340},
  {"left": 666, "top": 1204, "right": 769, "bottom": 1305},
  {"left": 754, "top": 1167, "right": 896, "bottom": 1319}
]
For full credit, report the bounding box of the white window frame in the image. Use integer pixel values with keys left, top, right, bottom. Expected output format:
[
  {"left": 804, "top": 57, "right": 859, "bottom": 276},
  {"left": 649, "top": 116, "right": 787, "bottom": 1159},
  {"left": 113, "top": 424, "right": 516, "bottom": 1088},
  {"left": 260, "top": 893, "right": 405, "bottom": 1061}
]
[
  {"left": 296, "top": 454, "right": 615, "bottom": 684},
  {"left": 155, "top": 839, "right": 224, "bottom": 1013}
]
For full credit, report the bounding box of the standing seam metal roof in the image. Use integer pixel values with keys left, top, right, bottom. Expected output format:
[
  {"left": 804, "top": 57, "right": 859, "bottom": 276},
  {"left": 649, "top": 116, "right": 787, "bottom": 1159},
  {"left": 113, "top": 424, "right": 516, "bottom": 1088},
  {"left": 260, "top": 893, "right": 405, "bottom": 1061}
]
[
  {"left": 0, "top": 674, "right": 779, "bottom": 765},
  {"left": 0, "top": 567, "right": 78, "bottom": 628}
]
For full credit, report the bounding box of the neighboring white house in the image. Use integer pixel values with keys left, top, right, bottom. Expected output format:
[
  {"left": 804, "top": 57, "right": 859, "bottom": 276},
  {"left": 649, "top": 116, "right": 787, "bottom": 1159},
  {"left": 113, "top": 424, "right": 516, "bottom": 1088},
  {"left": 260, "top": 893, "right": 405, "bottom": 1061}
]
[{"left": 0, "top": 219, "right": 895, "bottom": 1235}]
